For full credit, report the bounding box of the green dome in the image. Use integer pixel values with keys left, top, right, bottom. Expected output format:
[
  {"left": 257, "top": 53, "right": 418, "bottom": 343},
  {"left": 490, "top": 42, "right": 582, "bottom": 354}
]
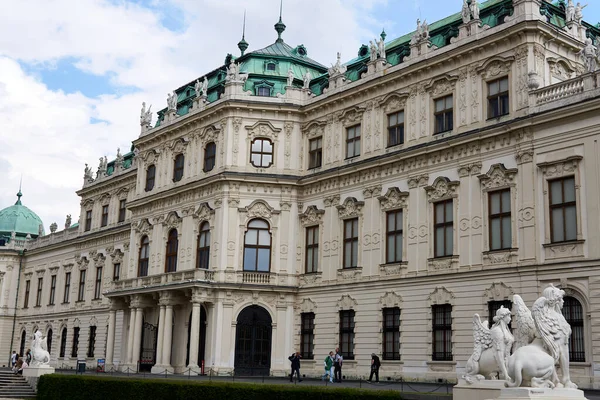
[{"left": 0, "top": 191, "right": 44, "bottom": 238}]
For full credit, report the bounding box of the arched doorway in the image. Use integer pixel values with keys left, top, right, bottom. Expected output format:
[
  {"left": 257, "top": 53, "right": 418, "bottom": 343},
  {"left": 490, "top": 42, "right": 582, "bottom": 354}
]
[
  {"left": 185, "top": 306, "right": 207, "bottom": 368},
  {"left": 19, "top": 330, "right": 26, "bottom": 356},
  {"left": 234, "top": 305, "right": 272, "bottom": 376},
  {"left": 139, "top": 317, "right": 158, "bottom": 372}
]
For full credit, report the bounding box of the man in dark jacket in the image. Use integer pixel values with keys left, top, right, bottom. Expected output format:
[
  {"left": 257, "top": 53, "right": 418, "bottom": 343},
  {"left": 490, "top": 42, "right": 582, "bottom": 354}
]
[
  {"left": 369, "top": 353, "right": 381, "bottom": 382},
  {"left": 288, "top": 352, "right": 302, "bottom": 382}
]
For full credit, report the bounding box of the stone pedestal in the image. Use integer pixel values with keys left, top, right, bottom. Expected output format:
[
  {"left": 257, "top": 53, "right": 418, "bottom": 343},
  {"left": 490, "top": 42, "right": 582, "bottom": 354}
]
[
  {"left": 489, "top": 388, "right": 588, "bottom": 400},
  {"left": 151, "top": 364, "right": 174, "bottom": 374},
  {"left": 454, "top": 378, "right": 506, "bottom": 400},
  {"left": 23, "top": 366, "right": 55, "bottom": 377}
]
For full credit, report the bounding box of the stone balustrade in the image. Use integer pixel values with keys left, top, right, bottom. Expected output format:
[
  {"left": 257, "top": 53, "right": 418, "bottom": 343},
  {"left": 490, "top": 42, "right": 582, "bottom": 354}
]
[
  {"left": 530, "top": 72, "right": 600, "bottom": 112},
  {"left": 25, "top": 227, "right": 79, "bottom": 251},
  {"left": 110, "top": 268, "right": 215, "bottom": 293},
  {"left": 238, "top": 271, "right": 272, "bottom": 284}
]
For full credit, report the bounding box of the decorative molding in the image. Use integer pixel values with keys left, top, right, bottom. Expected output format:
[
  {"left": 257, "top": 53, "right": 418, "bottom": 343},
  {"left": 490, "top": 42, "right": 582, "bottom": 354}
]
[
  {"left": 379, "top": 292, "right": 403, "bottom": 308},
  {"left": 475, "top": 56, "right": 514, "bottom": 80},
  {"left": 299, "top": 205, "right": 325, "bottom": 226},
  {"left": 427, "top": 286, "right": 455, "bottom": 305},
  {"left": 378, "top": 92, "right": 409, "bottom": 113},
  {"left": 192, "top": 202, "right": 215, "bottom": 223},
  {"left": 245, "top": 120, "right": 282, "bottom": 140},
  {"left": 478, "top": 163, "right": 518, "bottom": 191},
  {"left": 239, "top": 200, "right": 279, "bottom": 220},
  {"left": 537, "top": 156, "right": 582, "bottom": 178},
  {"left": 337, "top": 294, "right": 358, "bottom": 310},
  {"left": 336, "top": 197, "right": 365, "bottom": 219},
  {"left": 133, "top": 218, "right": 152, "bottom": 236},
  {"left": 425, "top": 74, "right": 458, "bottom": 97},
  {"left": 424, "top": 177, "right": 460, "bottom": 202},
  {"left": 378, "top": 187, "right": 409, "bottom": 211},
  {"left": 162, "top": 211, "right": 182, "bottom": 231},
  {"left": 483, "top": 282, "right": 515, "bottom": 301},
  {"left": 379, "top": 263, "right": 407, "bottom": 276},
  {"left": 338, "top": 106, "right": 366, "bottom": 126},
  {"left": 299, "top": 298, "right": 317, "bottom": 313},
  {"left": 337, "top": 267, "right": 362, "bottom": 281},
  {"left": 363, "top": 185, "right": 382, "bottom": 199},
  {"left": 408, "top": 174, "right": 429, "bottom": 189}
]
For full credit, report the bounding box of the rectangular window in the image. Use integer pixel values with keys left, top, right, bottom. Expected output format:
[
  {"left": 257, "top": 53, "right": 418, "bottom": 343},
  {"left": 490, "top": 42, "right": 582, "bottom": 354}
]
[
  {"left": 101, "top": 205, "right": 109, "bottom": 227},
  {"left": 24, "top": 280, "right": 30, "bottom": 308},
  {"left": 489, "top": 189, "right": 511, "bottom": 250},
  {"left": 386, "top": 210, "right": 403, "bottom": 263},
  {"left": 343, "top": 218, "right": 359, "bottom": 269},
  {"left": 434, "top": 95, "right": 453, "bottom": 134},
  {"left": 113, "top": 263, "right": 120, "bottom": 281},
  {"left": 36, "top": 278, "right": 43, "bottom": 306},
  {"left": 308, "top": 137, "right": 323, "bottom": 169},
  {"left": 173, "top": 154, "right": 184, "bottom": 182},
  {"left": 305, "top": 226, "right": 319, "bottom": 273},
  {"left": 87, "top": 326, "right": 96, "bottom": 358},
  {"left": 339, "top": 310, "right": 355, "bottom": 360},
  {"left": 63, "top": 272, "right": 71, "bottom": 303},
  {"left": 145, "top": 165, "right": 156, "bottom": 191},
  {"left": 71, "top": 327, "right": 80, "bottom": 358},
  {"left": 382, "top": 307, "right": 401, "bottom": 360},
  {"left": 203, "top": 142, "right": 216, "bottom": 172},
  {"left": 300, "top": 312, "right": 315, "bottom": 359},
  {"left": 434, "top": 200, "right": 454, "bottom": 257},
  {"left": 487, "top": 77, "right": 509, "bottom": 118},
  {"left": 387, "top": 111, "right": 405, "bottom": 147},
  {"left": 49, "top": 275, "right": 56, "bottom": 305},
  {"left": 432, "top": 304, "right": 452, "bottom": 361},
  {"left": 94, "top": 267, "right": 102, "bottom": 300},
  {"left": 345, "top": 125, "right": 361, "bottom": 159},
  {"left": 78, "top": 270, "right": 86, "bottom": 302},
  {"left": 550, "top": 177, "right": 577, "bottom": 243},
  {"left": 488, "top": 300, "right": 512, "bottom": 330},
  {"left": 118, "top": 199, "right": 126, "bottom": 223},
  {"left": 85, "top": 210, "right": 92, "bottom": 232},
  {"left": 257, "top": 87, "right": 270, "bottom": 97}
]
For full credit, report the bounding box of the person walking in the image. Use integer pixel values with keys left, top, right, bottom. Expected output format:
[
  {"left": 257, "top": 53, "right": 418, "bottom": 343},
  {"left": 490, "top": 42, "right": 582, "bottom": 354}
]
[
  {"left": 333, "top": 347, "right": 343, "bottom": 382},
  {"left": 369, "top": 353, "right": 381, "bottom": 383},
  {"left": 25, "top": 349, "right": 31, "bottom": 365},
  {"left": 288, "top": 351, "right": 302, "bottom": 382},
  {"left": 322, "top": 351, "right": 334, "bottom": 383},
  {"left": 11, "top": 351, "right": 17, "bottom": 368}
]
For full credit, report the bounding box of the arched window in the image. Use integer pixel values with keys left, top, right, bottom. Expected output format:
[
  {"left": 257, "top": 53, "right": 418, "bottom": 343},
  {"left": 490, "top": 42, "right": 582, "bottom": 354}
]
[
  {"left": 250, "top": 138, "right": 273, "bottom": 168},
  {"left": 563, "top": 296, "right": 585, "bottom": 362},
  {"left": 243, "top": 219, "right": 271, "bottom": 272},
  {"left": 173, "top": 154, "right": 184, "bottom": 182},
  {"left": 145, "top": 165, "right": 156, "bottom": 191},
  {"left": 138, "top": 236, "right": 150, "bottom": 277},
  {"left": 47, "top": 329, "right": 53, "bottom": 355},
  {"left": 204, "top": 142, "right": 216, "bottom": 172},
  {"left": 19, "top": 330, "right": 26, "bottom": 356},
  {"left": 59, "top": 328, "right": 67, "bottom": 358},
  {"left": 197, "top": 222, "right": 210, "bottom": 269},
  {"left": 165, "top": 229, "right": 178, "bottom": 273}
]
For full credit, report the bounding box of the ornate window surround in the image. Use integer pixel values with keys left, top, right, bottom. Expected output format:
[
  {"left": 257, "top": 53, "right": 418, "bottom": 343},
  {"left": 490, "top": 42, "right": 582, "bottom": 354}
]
[
  {"left": 379, "top": 92, "right": 409, "bottom": 151},
  {"left": 132, "top": 218, "right": 153, "bottom": 275},
  {"left": 336, "top": 294, "right": 358, "bottom": 362},
  {"left": 237, "top": 200, "right": 280, "bottom": 273},
  {"left": 426, "top": 286, "right": 456, "bottom": 367},
  {"left": 377, "top": 187, "right": 409, "bottom": 273},
  {"left": 254, "top": 80, "right": 275, "bottom": 96},
  {"left": 338, "top": 106, "right": 365, "bottom": 162},
  {"left": 424, "top": 177, "right": 460, "bottom": 271},
  {"left": 245, "top": 121, "right": 281, "bottom": 170},
  {"left": 336, "top": 197, "right": 365, "bottom": 276},
  {"left": 378, "top": 292, "right": 404, "bottom": 363},
  {"left": 167, "top": 138, "right": 189, "bottom": 182},
  {"left": 475, "top": 56, "right": 514, "bottom": 120},
  {"left": 302, "top": 120, "right": 326, "bottom": 170},
  {"left": 192, "top": 202, "right": 216, "bottom": 269},
  {"left": 426, "top": 75, "right": 458, "bottom": 137},
  {"left": 477, "top": 163, "right": 519, "bottom": 265},
  {"left": 537, "top": 155, "right": 585, "bottom": 259},
  {"left": 299, "top": 205, "right": 325, "bottom": 276}
]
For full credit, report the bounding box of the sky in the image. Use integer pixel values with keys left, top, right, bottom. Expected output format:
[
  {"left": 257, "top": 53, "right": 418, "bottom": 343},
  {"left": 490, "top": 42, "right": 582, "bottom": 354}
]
[{"left": 1, "top": 0, "right": 600, "bottom": 233}]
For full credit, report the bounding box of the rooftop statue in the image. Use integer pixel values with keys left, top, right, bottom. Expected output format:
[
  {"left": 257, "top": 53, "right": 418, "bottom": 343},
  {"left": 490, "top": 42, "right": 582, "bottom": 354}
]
[
  {"left": 287, "top": 67, "right": 294, "bottom": 87},
  {"left": 369, "top": 40, "right": 377, "bottom": 61},
  {"left": 329, "top": 52, "right": 347, "bottom": 76},
  {"left": 83, "top": 163, "right": 93, "bottom": 182},
  {"left": 115, "top": 147, "right": 124, "bottom": 168},
  {"left": 302, "top": 71, "right": 312, "bottom": 89},
  {"left": 65, "top": 214, "right": 72, "bottom": 229},
  {"left": 461, "top": 0, "right": 471, "bottom": 24},
  {"left": 578, "top": 38, "right": 598, "bottom": 73},
  {"left": 411, "top": 19, "right": 430, "bottom": 45},
  {"left": 471, "top": 0, "right": 480, "bottom": 20},
  {"left": 574, "top": 3, "right": 587, "bottom": 25},
  {"left": 566, "top": 0, "right": 575, "bottom": 23},
  {"left": 30, "top": 330, "right": 50, "bottom": 367},
  {"left": 463, "top": 306, "right": 513, "bottom": 383},
  {"left": 167, "top": 91, "right": 178, "bottom": 111},
  {"left": 227, "top": 59, "right": 239, "bottom": 82},
  {"left": 140, "top": 102, "right": 152, "bottom": 127},
  {"left": 194, "top": 79, "right": 202, "bottom": 98},
  {"left": 201, "top": 77, "right": 208, "bottom": 96},
  {"left": 377, "top": 38, "right": 386, "bottom": 59}
]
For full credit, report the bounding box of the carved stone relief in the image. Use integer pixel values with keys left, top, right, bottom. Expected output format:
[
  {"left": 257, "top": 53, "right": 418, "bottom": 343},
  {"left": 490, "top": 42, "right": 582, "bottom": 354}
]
[
  {"left": 336, "top": 197, "right": 365, "bottom": 218},
  {"left": 337, "top": 294, "right": 358, "bottom": 310},
  {"left": 478, "top": 163, "right": 518, "bottom": 191},
  {"left": 424, "top": 177, "right": 460, "bottom": 202},
  {"left": 378, "top": 187, "right": 409, "bottom": 211},
  {"left": 299, "top": 205, "right": 325, "bottom": 226}
]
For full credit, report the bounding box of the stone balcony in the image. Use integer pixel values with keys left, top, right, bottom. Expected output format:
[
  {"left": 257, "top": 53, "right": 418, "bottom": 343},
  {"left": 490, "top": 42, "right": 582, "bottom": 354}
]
[
  {"left": 529, "top": 71, "right": 600, "bottom": 114},
  {"left": 25, "top": 226, "right": 79, "bottom": 251}
]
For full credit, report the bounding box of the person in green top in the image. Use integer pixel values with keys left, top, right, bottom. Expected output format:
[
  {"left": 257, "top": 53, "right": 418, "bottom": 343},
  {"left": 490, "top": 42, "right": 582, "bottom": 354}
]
[{"left": 322, "top": 351, "right": 334, "bottom": 382}]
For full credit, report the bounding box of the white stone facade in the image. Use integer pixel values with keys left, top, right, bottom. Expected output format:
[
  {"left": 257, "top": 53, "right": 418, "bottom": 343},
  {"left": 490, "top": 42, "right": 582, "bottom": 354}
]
[{"left": 2, "top": 0, "right": 600, "bottom": 388}]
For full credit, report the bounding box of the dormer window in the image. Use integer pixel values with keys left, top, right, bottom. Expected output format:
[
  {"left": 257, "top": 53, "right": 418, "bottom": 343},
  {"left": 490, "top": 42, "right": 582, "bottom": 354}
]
[
  {"left": 254, "top": 80, "right": 274, "bottom": 97},
  {"left": 257, "top": 87, "right": 270, "bottom": 97},
  {"left": 266, "top": 63, "right": 276, "bottom": 71}
]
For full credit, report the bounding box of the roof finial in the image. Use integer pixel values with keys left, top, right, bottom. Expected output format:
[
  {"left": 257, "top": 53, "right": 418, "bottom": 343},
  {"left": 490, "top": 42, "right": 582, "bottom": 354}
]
[
  {"left": 380, "top": 28, "right": 387, "bottom": 41},
  {"left": 15, "top": 176, "right": 22, "bottom": 205},
  {"left": 274, "top": 0, "right": 286, "bottom": 43},
  {"left": 237, "top": 10, "right": 249, "bottom": 56}
]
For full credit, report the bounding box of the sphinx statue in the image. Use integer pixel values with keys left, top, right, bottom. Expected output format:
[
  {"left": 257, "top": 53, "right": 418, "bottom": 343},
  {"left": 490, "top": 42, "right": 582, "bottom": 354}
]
[{"left": 30, "top": 330, "right": 51, "bottom": 367}]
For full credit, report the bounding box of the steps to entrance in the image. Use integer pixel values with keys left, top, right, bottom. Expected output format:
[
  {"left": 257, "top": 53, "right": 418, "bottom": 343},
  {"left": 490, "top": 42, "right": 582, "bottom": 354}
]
[{"left": 0, "top": 370, "right": 37, "bottom": 399}]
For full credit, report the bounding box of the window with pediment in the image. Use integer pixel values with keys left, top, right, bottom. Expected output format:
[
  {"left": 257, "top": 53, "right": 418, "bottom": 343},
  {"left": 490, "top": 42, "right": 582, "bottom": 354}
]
[
  {"left": 204, "top": 142, "right": 216, "bottom": 172},
  {"left": 138, "top": 236, "right": 150, "bottom": 277},
  {"left": 243, "top": 219, "right": 271, "bottom": 272},
  {"left": 197, "top": 222, "right": 210, "bottom": 269},
  {"left": 173, "top": 154, "right": 184, "bottom": 182},
  {"left": 250, "top": 138, "right": 273, "bottom": 168},
  {"left": 165, "top": 229, "right": 179, "bottom": 273},
  {"left": 145, "top": 164, "right": 156, "bottom": 191}
]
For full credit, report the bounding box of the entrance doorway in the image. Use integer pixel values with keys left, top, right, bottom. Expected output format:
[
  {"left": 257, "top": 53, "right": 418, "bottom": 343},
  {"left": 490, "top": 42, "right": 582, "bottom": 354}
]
[
  {"left": 234, "top": 305, "right": 272, "bottom": 376},
  {"left": 139, "top": 321, "right": 157, "bottom": 372},
  {"left": 185, "top": 306, "right": 207, "bottom": 369}
]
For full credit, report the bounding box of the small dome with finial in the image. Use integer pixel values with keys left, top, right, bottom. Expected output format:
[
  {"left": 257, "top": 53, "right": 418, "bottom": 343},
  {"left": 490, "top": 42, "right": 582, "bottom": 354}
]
[
  {"left": 274, "top": 0, "right": 286, "bottom": 43},
  {"left": 0, "top": 189, "right": 45, "bottom": 239},
  {"left": 238, "top": 10, "right": 249, "bottom": 56},
  {"left": 380, "top": 29, "right": 387, "bottom": 41}
]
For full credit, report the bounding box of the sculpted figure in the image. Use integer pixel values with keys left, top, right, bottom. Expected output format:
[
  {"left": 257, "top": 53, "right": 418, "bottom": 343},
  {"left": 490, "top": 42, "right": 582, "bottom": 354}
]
[
  {"left": 421, "top": 20, "right": 429, "bottom": 40},
  {"left": 461, "top": 0, "right": 471, "bottom": 24},
  {"left": 506, "top": 287, "right": 577, "bottom": 389},
  {"left": 377, "top": 38, "right": 386, "bottom": 59},
  {"left": 194, "top": 79, "right": 202, "bottom": 98},
  {"left": 369, "top": 40, "right": 377, "bottom": 61},
  {"left": 201, "top": 77, "right": 208, "bottom": 96},
  {"left": 140, "top": 102, "right": 152, "bottom": 126},
  {"left": 471, "top": 0, "right": 480, "bottom": 20},
  {"left": 463, "top": 306, "right": 514, "bottom": 383},
  {"left": 84, "top": 164, "right": 93, "bottom": 181},
  {"left": 566, "top": 0, "right": 575, "bottom": 22},
  {"left": 287, "top": 67, "right": 294, "bottom": 87},
  {"left": 227, "top": 59, "right": 239, "bottom": 81},
  {"left": 302, "top": 71, "right": 312, "bottom": 89},
  {"left": 578, "top": 38, "right": 598, "bottom": 73},
  {"left": 167, "top": 91, "right": 177, "bottom": 111},
  {"left": 65, "top": 214, "right": 72, "bottom": 229},
  {"left": 30, "top": 330, "right": 50, "bottom": 367},
  {"left": 574, "top": 3, "right": 587, "bottom": 25}
]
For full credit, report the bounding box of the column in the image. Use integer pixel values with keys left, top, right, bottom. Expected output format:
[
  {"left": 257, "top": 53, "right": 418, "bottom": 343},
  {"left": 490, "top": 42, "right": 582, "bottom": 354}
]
[
  {"left": 161, "top": 304, "right": 174, "bottom": 370},
  {"left": 187, "top": 302, "right": 201, "bottom": 369},
  {"left": 155, "top": 305, "right": 165, "bottom": 366},
  {"left": 105, "top": 309, "right": 116, "bottom": 366},
  {"left": 131, "top": 307, "right": 143, "bottom": 369},
  {"left": 126, "top": 308, "right": 136, "bottom": 365}
]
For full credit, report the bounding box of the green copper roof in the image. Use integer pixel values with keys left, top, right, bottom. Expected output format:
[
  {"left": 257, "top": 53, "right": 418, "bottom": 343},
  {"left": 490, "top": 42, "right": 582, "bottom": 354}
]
[
  {"left": 246, "top": 41, "right": 326, "bottom": 69},
  {"left": 0, "top": 191, "right": 44, "bottom": 238}
]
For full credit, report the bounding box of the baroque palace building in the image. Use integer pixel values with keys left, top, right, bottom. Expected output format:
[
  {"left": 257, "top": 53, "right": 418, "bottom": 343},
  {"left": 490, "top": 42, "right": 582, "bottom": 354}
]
[{"left": 2, "top": 0, "right": 600, "bottom": 387}]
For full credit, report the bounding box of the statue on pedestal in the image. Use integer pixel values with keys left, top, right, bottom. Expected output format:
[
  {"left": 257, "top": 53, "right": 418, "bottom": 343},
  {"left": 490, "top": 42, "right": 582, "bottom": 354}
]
[
  {"left": 201, "top": 77, "right": 208, "bottom": 96},
  {"left": 566, "top": 0, "right": 575, "bottom": 23},
  {"left": 287, "top": 67, "right": 294, "bottom": 87},
  {"left": 140, "top": 102, "right": 152, "bottom": 127},
  {"left": 461, "top": 0, "right": 471, "bottom": 24},
  {"left": 167, "top": 91, "right": 178, "bottom": 111},
  {"left": 377, "top": 38, "right": 386, "bottom": 59},
  {"left": 578, "top": 38, "right": 598, "bottom": 73},
  {"left": 194, "top": 79, "right": 202, "bottom": 98},
  {"left": 471, "top": 0, "right": 480, "bottom": 20},
  {"left": 30, "top": 330, "right": 50, "bottom": 367},
  {"left": 84, "top": 164, "right": 93, "bottom": 182},
  {"left": 574, "top": 3, "right": 587, "bottom": 25},
  {"left": 302, "top": 71, "right": 312, "bottom": 89},
  {"left": 369, "top": 40, "right": 377, "bottom": 61},
  {"left": 65, "top": 214, "right": 72, "bottom": 229}
]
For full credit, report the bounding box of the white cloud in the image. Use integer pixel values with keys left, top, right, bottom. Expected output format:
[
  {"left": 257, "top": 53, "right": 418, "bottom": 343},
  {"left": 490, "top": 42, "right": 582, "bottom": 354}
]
[{"left": 0, "top": 0, "right": 385, "bottom": 231}]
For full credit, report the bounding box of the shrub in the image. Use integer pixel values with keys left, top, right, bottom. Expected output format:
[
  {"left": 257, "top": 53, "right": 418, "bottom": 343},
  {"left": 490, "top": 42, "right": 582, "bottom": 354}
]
[{"left": 37, "top": 374, "right": 403, "bottom": 400}]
